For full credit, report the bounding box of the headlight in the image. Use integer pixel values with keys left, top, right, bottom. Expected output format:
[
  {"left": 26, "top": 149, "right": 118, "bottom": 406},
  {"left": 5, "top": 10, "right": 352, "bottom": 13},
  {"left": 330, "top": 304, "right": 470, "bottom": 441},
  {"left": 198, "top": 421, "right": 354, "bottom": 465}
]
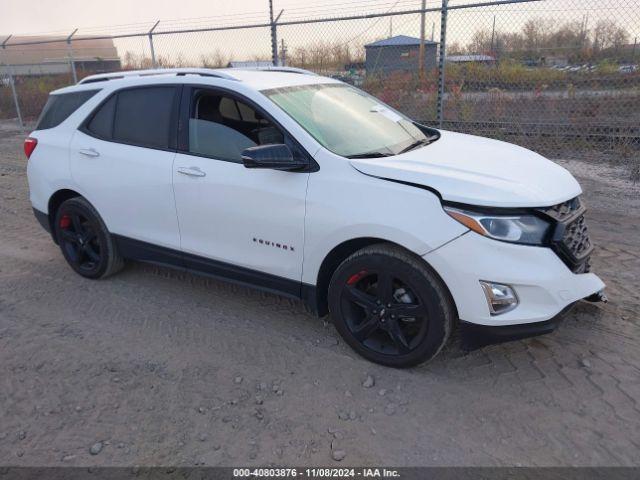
[{"left": 444, "top": 206, "right": 551, "bottom": 245}]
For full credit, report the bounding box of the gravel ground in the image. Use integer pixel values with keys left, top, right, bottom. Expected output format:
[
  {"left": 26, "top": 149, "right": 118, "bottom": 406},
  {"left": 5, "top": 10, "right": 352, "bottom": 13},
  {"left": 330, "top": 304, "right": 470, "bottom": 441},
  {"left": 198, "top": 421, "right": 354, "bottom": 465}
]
[{"left": 1, "top": 123, "right": 639, "bottom": 467}]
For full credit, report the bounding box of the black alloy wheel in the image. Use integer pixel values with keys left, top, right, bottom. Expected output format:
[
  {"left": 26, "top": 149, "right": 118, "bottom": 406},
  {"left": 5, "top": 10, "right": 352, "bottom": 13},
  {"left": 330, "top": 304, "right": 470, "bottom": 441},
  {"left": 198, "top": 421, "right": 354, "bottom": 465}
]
[
  {"left": 58, "top": 210, "right": 102, "bottom": 275},
  {"left": 54, "top": 197, "right": 124, "bottom": 279},
  {"left": 328, "top": 244, "right": 455, "bottom": 367},
  {"left": 341, "top": 270, "right": 429, "bottom": 356}
]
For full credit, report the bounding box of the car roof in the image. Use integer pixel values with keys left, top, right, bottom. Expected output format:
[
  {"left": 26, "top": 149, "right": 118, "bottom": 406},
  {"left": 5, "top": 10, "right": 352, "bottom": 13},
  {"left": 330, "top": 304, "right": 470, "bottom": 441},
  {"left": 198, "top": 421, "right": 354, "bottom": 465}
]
[{"left": 51, "top": 67, "right": 340, "bottom": 95}]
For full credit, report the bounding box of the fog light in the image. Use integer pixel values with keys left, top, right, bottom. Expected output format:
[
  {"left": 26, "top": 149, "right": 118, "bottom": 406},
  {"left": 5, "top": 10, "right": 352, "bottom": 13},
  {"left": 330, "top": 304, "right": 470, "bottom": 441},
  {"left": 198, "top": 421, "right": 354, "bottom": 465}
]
[{"left": 479, "top": 281, "right": 518, "bottom": 315}]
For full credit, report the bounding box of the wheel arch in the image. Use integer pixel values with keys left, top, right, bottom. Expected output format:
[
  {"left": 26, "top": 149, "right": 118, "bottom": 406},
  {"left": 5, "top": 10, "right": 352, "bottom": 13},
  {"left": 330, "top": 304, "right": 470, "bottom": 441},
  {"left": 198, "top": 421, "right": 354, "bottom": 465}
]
[
  {"left": 307, "top": 237, "right": 407, "bottom": 317},
  {"left": 47, "top": 189, "right": 83, "bottom": 242},
  {"left": 306, "top": 237, "right": 458, "bottom": 320}
]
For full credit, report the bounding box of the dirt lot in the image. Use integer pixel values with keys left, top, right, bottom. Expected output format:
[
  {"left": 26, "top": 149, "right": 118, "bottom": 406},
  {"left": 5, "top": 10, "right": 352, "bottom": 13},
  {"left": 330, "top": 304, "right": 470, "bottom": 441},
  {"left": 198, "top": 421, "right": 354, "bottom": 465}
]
[{"left": 1, "top": 123, "right": 639, "bottom": 467}]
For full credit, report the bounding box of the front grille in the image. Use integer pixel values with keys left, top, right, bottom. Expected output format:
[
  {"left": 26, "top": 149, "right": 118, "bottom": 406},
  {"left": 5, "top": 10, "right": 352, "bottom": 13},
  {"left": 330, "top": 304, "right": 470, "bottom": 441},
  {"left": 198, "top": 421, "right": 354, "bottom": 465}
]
[
  {"left": 542, "top": 196, "right": 582, "bottom": 222},
  {"left": 538, "top": 196, "right": 593, "bottom": 273},
  {"left": 562, "top": 214, "right": 592, "bottom": 260}
]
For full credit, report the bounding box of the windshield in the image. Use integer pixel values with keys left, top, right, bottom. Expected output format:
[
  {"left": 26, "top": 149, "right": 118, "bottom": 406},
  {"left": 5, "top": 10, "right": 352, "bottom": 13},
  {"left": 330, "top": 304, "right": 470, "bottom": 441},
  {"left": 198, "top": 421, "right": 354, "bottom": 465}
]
[{"left": 263, "top": 83, "right": 435, "bottom": 158}]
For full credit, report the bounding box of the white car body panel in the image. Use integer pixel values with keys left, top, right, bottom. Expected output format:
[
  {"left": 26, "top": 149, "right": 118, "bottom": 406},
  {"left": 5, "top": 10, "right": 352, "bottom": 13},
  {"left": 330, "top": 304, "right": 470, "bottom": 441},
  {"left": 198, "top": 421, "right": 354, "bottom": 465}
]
[
  {"left": 301, "top": 148, "right": 468, "bottom": 285},
  {"left": 69, "top": 130, "right": 181, "bottom": 249},
  {"left": 424, "top": 231, "right": 605, "bottom": 325},
  {"left": 170, "top": 77, "right": 324, "bottom": 282},
  {"left": 350, "top": 130, "right": 582, "bottom": 208},
  {"left": 26, "top": 68, "right": 605, "bottom": 330},
  {"left": 27, "top": 127, "right": 75, "bottom": 213},
  {"left": 173, "top": 153, "right": 308, "bottom": 281}
]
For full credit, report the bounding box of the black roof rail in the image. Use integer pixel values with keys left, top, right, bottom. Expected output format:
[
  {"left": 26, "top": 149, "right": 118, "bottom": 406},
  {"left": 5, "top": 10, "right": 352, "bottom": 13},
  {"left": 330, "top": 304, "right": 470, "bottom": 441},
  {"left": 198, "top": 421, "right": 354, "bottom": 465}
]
[{"left": 78, "top": 68, "right": 238, "bottom": 84}]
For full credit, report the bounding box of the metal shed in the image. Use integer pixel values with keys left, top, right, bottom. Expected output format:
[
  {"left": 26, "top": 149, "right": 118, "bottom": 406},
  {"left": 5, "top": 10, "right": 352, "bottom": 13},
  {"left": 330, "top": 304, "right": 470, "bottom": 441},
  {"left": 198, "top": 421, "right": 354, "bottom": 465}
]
[
  {"left": 0, "top": 35, "right": 121, "bottom": 76},
  {"left": 365, "top": 35, "right": 438, "bottom": 76}
]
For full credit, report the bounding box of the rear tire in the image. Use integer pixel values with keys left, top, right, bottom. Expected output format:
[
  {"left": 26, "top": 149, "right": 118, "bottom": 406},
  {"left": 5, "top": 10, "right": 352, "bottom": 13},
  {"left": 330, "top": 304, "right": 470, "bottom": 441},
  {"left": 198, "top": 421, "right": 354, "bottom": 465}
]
[
  {"left": 54, "top": 197, "right": 124, "bottom": 279},
  {"left": 328, "top": 243, "right": 455, "bottom": 368}
]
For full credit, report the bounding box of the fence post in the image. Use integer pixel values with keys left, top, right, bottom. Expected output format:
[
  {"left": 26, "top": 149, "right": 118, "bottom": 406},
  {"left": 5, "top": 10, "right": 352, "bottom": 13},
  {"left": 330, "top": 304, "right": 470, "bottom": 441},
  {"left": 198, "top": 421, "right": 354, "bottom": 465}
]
[
  {"left": 66, "top": 28, "right": 78, "bottom": 83},
  {"left": 7, "top": 66, "right": 24, "bottom": 131},
  {"left": 436, "top": 0, "right": 448, "bottom": 128},
  {"left": 149, "top": 21, "right": 160, "bottom": 68},
  {"left": 419, "top": 0, "right": 426, "bottom": 81},
  {"left": 280, "top": 39, "right": 288, "bottom": 66},
  {"left": 2, "top": 35, "right": 24, "bottom": 131},
  {"left": 269, "top": 0, "right": 283, "bottom": 66}
]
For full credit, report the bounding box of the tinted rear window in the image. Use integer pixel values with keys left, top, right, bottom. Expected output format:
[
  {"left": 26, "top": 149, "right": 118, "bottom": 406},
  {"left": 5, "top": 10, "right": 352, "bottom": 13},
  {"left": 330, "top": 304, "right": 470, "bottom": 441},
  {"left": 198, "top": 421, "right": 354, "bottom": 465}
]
[
  {"left": 36, "top": 90, "right": 99, "bottom": 130},
  {"left": 86, "top": 95, "right": 116, "bottom": 139},
  {"left": 113, "top": 87, "right": 176, "bottom": 149}
]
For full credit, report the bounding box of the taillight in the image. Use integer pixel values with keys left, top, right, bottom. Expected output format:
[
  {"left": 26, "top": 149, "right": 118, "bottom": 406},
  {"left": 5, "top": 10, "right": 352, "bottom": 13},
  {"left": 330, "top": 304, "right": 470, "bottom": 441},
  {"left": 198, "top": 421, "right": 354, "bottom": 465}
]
[{"left": 24, "top": 137, "right": 38, "bottom": 159}]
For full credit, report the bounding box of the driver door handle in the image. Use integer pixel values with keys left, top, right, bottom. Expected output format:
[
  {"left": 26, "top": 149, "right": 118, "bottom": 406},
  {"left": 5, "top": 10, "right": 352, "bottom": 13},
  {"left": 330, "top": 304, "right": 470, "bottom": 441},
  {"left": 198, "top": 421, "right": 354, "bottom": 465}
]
[
  {"left": 177, "top": 166, "right": 206, "bottom": 177},
  {"left": 79, "top": 148, "right": 100, "bottom": 157}
]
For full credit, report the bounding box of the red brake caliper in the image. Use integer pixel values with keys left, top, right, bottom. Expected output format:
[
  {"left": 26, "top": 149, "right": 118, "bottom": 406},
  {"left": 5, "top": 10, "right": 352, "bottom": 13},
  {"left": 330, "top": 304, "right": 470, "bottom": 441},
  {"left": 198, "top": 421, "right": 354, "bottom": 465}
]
[
  {"left": 59, "top": 215, "right": 71, "bottom": 229},
  {"left": 347, "top": 270, "right": 368, "bottom": 285}
]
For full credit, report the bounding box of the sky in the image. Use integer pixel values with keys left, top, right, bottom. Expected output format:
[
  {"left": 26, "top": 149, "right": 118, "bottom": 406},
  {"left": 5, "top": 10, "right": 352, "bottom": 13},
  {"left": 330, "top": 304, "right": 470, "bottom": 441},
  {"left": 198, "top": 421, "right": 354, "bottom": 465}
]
[
  {"left": 0, "top": 0, "right": 450, "bottom": 63},
  {"left": 1, "top": 0, "right": 266, "bottom": 35},
  {"left": 0, "top": 0, "right": 440, "bottom": 36},
  {"left": 1, "top": 0, "right": 636, "bottom": 65}
]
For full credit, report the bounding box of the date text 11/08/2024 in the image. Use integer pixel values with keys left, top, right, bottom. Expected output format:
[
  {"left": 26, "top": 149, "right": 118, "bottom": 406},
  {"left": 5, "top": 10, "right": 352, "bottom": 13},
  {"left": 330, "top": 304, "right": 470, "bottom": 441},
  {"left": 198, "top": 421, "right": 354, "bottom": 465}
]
[{"left": 233, "top": 468, "right": 401, "bottom": 478}]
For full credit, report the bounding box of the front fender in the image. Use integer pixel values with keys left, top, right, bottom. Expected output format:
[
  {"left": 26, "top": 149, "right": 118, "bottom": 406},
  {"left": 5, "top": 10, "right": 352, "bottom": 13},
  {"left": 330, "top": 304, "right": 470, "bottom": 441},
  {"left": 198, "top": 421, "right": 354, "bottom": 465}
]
[{"left": 301, "top": 159, "right": 467, "bottom": 285}]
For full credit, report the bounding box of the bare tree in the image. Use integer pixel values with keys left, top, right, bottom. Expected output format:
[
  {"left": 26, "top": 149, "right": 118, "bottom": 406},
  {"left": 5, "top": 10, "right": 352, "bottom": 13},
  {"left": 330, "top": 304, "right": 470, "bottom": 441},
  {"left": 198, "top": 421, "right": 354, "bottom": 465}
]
[{"left": 592, "top": 19, "right": 629, "bottom": 52}]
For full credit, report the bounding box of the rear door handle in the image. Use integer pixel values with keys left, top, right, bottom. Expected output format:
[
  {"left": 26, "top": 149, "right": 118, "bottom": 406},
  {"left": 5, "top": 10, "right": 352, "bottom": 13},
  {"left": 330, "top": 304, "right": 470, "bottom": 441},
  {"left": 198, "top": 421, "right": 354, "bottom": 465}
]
[
  {"left": 177, "top": 166, "right": 206, "bottom": 177},
  {"left": 79, "top": 148, "right": 100, "bottom": 157}
]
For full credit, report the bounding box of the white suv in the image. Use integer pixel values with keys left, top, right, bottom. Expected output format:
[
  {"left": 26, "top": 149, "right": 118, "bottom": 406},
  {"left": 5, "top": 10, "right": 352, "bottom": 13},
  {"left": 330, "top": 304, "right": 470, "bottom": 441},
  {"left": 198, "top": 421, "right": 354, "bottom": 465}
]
[{"left": 26, "top": 67, "right": 606, "bottom": 367}]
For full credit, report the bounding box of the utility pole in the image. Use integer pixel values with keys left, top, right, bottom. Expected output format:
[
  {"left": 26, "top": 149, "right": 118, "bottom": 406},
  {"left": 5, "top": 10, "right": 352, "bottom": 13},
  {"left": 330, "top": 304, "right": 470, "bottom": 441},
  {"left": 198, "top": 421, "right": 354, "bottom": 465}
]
[
  {"left": 419, "top": 0, "right": 426, "bottom": 81},
  {"left": 389, "top": 18, "right": 393, "bottom": 38},
  {"left": 583, "top": 14, "right": 589, "bottom": 51},
  {"left": 490, "top": 15, "right": 496, "bottom": 53}
]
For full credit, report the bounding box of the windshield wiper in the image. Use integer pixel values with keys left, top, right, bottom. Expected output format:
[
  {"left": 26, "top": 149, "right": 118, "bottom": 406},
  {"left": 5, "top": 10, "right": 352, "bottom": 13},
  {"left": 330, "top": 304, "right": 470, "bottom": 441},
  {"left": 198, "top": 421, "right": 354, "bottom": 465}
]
[
  {"left": 347, "top": 135, "right": 438, "bottom": 158},
  {"left": 398, "top": 136, "right": 437, "bottom": 154},
  {"left": 346, "top": 151, "right": 394, "bottom": 159}
]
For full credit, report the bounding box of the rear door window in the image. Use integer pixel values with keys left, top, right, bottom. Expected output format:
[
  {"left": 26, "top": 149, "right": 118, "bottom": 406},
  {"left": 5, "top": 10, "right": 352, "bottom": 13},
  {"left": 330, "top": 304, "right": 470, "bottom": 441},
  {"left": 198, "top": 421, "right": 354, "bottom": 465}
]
[
  {"left": 112, "top": 87, "right": 177, "bottom": 149},
  {"left": 36, "top": 90, "right": 99, "bottom": 130}
]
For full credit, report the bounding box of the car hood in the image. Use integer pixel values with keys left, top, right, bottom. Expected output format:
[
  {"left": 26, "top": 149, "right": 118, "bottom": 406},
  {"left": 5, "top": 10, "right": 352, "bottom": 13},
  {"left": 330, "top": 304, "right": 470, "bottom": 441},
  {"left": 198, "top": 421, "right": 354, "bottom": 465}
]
[{"left": 349, "top": 130, "right": 581, "bottom": 208}]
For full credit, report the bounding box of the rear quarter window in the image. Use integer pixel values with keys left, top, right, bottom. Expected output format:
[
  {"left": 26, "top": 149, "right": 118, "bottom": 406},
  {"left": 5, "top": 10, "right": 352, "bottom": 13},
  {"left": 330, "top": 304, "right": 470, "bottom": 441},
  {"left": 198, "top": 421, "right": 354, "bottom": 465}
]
[
  {"left": 36, "top": 90, "right": 99, "bottom": 130},
  {"left": 86, "top": 95, "right": 117, "bottom": 139}
]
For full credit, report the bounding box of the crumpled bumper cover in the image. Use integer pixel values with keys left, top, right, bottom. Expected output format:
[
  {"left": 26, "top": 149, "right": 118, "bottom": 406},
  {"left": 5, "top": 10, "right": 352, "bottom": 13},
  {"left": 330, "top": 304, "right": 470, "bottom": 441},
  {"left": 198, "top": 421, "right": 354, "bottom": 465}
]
[{"left": 423, "top": 231, "right": 605, "bottom": 327}]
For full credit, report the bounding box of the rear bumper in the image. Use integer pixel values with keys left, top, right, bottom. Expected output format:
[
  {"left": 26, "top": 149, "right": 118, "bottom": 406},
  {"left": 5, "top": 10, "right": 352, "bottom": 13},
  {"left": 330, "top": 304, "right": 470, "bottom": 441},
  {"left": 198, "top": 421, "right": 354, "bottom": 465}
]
[{"left": 424, "top": 231, "right": 605, "bottom": 327}]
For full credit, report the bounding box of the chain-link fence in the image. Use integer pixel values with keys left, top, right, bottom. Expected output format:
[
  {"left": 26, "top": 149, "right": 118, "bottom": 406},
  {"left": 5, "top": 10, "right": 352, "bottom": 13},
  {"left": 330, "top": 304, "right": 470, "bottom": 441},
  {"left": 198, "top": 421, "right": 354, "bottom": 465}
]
[{"left": 1, "top": 0, "right": 639, "bottom": 163}]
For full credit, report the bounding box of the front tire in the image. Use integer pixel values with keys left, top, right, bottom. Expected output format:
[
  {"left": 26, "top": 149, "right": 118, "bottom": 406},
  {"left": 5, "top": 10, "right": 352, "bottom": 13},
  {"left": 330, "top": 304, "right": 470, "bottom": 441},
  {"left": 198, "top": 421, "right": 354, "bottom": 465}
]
[
  {"left": 54, "top": 197, "right": 124, "bottom": 279},
  {"left": 328, "top": 244, "right": 456, "bottom": 368}
]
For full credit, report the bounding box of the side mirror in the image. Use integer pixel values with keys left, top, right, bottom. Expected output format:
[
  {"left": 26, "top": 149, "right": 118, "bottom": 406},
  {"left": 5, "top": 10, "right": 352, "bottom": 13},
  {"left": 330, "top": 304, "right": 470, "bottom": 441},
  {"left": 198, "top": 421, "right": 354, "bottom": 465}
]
[{"left": 241, "top": 144, "right": 307, "bottom": 172}]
